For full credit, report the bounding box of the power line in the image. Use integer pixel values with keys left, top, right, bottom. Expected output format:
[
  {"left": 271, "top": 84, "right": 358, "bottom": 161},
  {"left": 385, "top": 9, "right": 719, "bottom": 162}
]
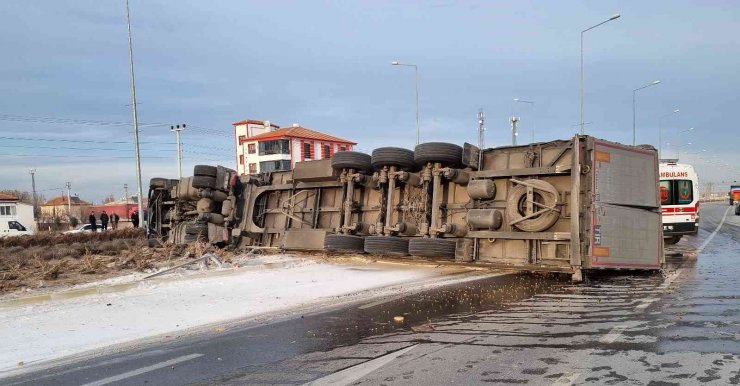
[
  {"left": 0, "top": 135, "right": 231, "bottom": 152},
  {"left": 0, "top": 143, "right": 225, "bottom": 156},
  {"left": 0, "top": 113, "right": 231, "bottom": 134}
]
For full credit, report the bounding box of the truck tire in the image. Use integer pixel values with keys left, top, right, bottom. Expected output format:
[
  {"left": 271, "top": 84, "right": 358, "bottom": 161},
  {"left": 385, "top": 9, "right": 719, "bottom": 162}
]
[
  {"left": 664, "top": 235, "right": 682, "bottom": 245},
  {"left": 506, "top": 179, "right": 560, "bottom": 232},
  {"left": 192, "top": 175, "right": 217, "bottom": 189},
  {"left": 363, "top": 236, "right": 409, "bottom": 256},
  {"left": 194, "top": 165, "right": 217, "bottom": 177},
  {"left": 324, "top": 234, "right": 365, "bottom": 253},
  {"left": 408, "top": 237, "right": 456, "bottom": 259},
  {"left": 371, "top": 147, "right": 418, "bottom": 172},
  {"left": 414, "top": 142, "right": 463, "bottom": 167},
  {"left": 331, "top": 151, "right": 372, "bottom": 173},
  {"left": 150, "top": 178, "right": 169, "bottom": 190},
  {"left": 184, "top": 222, "right": 208, "bottom": 242}
]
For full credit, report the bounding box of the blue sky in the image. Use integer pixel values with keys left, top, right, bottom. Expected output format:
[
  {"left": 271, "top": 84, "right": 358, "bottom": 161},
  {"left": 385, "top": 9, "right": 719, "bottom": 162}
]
[{"left": 1, "top": 0, "right": 738, "bottom": 201}]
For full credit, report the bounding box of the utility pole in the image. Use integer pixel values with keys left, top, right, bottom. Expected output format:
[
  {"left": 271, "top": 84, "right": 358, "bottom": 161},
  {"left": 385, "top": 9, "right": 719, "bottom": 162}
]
[
  {"left": 477, "top": 110, "right": 485, "bottom": 150},
  {"left": 124, "top": 183, "right": 129, "bottom": 203},
  {"left": 126, "top": 0, "right": 145, "bottom": 228},
  {"left": 29, "top": 169, "right": 38, "bottom": 221},
  {"left": 65, "top": 181, "right": 72, "bottom": 219},
  {"left": 510, "top": 116, "right": 519, "bottom": 146},
  {"left": 171, "top": 124, "right": 185, "bottom": 178}
]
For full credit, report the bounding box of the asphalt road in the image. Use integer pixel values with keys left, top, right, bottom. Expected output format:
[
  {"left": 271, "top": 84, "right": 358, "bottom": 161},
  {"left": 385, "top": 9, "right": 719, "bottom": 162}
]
[{"left": 2, "top": 203, "right": 738, "bottom": 385}]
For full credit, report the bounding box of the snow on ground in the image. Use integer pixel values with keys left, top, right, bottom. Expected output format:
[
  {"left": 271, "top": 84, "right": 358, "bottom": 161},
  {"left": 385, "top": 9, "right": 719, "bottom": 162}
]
[{"left": 0, "top": 254, "right": 485, "bottom": 373}]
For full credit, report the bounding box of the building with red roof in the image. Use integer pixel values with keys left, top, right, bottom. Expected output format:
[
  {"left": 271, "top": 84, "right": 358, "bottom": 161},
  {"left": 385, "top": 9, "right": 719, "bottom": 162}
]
[{"left": 233, "top": 119, "right": 356, "bottom": 175}]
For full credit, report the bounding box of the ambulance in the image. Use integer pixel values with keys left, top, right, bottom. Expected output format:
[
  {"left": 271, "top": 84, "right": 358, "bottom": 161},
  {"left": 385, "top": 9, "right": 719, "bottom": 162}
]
[{"left": 659, "top": 161, "right": 699, "bottom": 244}]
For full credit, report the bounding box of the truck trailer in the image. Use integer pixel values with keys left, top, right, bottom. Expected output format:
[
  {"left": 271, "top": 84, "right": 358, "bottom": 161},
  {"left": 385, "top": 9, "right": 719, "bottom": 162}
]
[{"left": 147, "top": 135, "right": 664, "bottom": 281}]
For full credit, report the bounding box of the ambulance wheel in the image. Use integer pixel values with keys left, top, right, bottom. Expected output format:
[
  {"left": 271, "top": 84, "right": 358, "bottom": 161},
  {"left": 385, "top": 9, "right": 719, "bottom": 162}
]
[{"left": 664, "top": 236, "right": 681, "bottom": 245}]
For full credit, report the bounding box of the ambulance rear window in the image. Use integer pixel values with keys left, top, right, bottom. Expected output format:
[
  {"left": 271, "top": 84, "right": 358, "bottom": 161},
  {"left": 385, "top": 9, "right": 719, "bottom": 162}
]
[
  {"left": 659, "top": 181, "right": 671, "bottom": 205},
  {"left": 660, "top": 180, "right": 693, "bottom": 205},
  {"left": 676, "top": 180, "right": 693, "bottom": 204}
]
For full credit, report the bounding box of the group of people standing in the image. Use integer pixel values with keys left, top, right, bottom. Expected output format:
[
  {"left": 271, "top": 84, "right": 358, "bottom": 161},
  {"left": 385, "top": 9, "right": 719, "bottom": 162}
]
[{"left": 87, "top": 210, "right": 138, "bottom": 232}]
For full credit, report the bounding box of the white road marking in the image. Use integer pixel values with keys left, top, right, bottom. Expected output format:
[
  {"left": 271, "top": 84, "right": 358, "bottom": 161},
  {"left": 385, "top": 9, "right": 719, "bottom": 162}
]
[
  {"left": 697, "top": 206, "right": 731, "bottom": 253},
  {"left": 599, "top": 321, "right": 640, "bottom": 344},
  {"left": 551, "top": 372, "right": 580, "bottom": 386},
  {"left": 79, "top": 353, "right": 203, "bottom": 386},
  {"left": 635, "top": 298, "right": 658, "bottom": 310},
  {"left": 304, "top": 345, "right": 418, "bottom": 386}
]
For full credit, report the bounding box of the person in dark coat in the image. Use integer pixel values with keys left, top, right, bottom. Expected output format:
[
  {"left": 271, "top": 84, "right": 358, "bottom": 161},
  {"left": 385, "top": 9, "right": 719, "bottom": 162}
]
[
  {"left": 131, "top": 210, "right": 139, "bottom": 228},
  {"left": 111, "top": 213, "right": 120, "bottom": 230},
  {"left": 89, "top": 211, "right": 97, "bottom": 232},
  {"left": 100, "top": 211, "right": 109, "bottom": 231}
]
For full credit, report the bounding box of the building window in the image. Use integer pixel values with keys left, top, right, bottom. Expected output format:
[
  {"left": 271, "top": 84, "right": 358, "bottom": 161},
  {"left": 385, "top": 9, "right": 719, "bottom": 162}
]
[
  {"left": 238, "top": 135, "right": 246, "bottom": 144},
  {"left": 0, "top": 205, "right": 16, "bottom": 217},
  {"left": 247, "top": 143, "right": 256, "bottom": 154},
  {"left": 239, "top": 155, "right": 244, "bottom": 165},
  {"left": 338, "top": 145, "right": 346, "bottom": 152},
  {"left": 248, "top": 163, "right": 257, "bottom": 174},
  {"left": 323, "top": 144, "right": 331, "bottom": 159},
  {"left": 259, "top": 160, "right": 291, "bottom": 172},
  {"left": 303, "top": 142, "right": 312, "bottom": 160},
  {"left": 259, "top": 139, "right": 290, "bottom": 155}
]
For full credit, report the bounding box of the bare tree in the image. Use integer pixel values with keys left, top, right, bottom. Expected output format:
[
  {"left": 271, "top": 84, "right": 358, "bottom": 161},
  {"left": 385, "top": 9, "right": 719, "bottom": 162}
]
[{"left": 102, "top": 194, "right": 116, "bottom": 204}]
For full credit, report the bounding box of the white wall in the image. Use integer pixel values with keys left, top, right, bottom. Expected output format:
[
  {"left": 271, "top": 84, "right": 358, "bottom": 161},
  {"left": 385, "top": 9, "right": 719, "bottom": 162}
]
[
  {"left": 16, "top": 203, "right": 36, "bottom": 232},
  {"left": 0, "top": 202, "right": 36, "bottom": 232}
]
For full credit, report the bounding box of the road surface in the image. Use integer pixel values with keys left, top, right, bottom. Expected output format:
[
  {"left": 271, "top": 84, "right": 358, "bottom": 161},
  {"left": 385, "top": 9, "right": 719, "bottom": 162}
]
[{"left": 2, "top": 203, "right": 738, "bottom": 385}]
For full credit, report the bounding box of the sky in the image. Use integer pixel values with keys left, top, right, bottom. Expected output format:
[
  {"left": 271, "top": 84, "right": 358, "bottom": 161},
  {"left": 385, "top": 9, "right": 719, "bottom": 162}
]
[{"left": 0, "top": 0, "right": 738, "bottom": 202}]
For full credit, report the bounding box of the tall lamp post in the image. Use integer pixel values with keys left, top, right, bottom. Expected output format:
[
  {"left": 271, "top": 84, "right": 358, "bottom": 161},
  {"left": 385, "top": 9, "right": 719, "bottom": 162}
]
[
  {"left": 632, "top": 80, "right": 661, "bottom": 145},
  {"left": 658, "top": 108, "right": 680, "bottom": 158},
  {"left": 513, "top": 98, "right": 535, "bottom": 142},
  {"left": 580, "top": 13, "right": 621, "bottom": 134},
  {"left": 668, "top": 128, "right": 694, "bottom": 159},
  {"left": 391, "top": 61, "right": 420, "bottom": 144},
  {"left": 126, "top": 0, "right": 144, "bottom": 228},
  {"left": 676, "top": 128, "right": 694, "bottom": 159}
]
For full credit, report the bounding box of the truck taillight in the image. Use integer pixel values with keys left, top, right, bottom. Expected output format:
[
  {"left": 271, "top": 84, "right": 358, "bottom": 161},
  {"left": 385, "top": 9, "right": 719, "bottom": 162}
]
[{"left": 695, "top": 202, "right": 700, "bottom": 218}]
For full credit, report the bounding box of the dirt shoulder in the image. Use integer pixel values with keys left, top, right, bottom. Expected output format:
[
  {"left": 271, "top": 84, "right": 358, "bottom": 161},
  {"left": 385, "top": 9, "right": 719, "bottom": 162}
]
[{"left": 0, "top": 229, "right": 232, "bottom": 298}]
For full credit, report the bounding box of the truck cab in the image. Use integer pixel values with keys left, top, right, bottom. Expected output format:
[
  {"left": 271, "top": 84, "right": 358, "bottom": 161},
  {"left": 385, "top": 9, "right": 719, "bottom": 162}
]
[
  {"left": 729, "top": 185, "right": 740, "bottom": 205},
  {"left": 659, "top": 161, "right": 699, "bottom": 244}
]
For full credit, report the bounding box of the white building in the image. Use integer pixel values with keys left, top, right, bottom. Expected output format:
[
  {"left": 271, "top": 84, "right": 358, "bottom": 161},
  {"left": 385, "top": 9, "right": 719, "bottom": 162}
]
[
  {"left": 0, "top": 193, "right": 36, "bottom": 232},
  {"left": 232, "top": 119, "right": 356, "bottom": 175}
]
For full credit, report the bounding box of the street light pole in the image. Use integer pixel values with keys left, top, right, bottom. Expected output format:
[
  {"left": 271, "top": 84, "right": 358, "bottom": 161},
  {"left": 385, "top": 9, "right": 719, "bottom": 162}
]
[
  {"left": 677, "top": 128, "right": 694, "bottom": 159},
  {"left": 632, "top": 80, "right": 661, "bottom": 145},
  {"left": 658, "top": 109, "right": 680, "bottom": 158},
  {"left": 28, "top": 169, "right": 38, "bottom": 222},
  {"left": 391, "top": 61, "right": 420, "bottom": 144},
  {"left": 65, "top": 181, "right": 72, "bottom": 219},
  {"left": 171, "top": 124, "right": 185, "bottom": 179},
  {"left": 580, "top": 13, "right": 621, "bottom": 135},
  {"left": 514, "top": 98, "right": 535, "bottom": 142},
  {"left": 126, "top": 0, "right": 145, "bottom": 228}
]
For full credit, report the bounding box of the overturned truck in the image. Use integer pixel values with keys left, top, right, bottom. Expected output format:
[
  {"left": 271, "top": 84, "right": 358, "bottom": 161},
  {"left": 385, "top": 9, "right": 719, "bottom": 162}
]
[{"left": 148, "top": 135, "right": 663, "bottom": 281}]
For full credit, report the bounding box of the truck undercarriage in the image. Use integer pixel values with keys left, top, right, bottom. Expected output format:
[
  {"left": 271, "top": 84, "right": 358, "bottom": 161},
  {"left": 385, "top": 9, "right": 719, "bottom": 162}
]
[{"left": 148, "top": 135, "right": 664, "bottom": 281}]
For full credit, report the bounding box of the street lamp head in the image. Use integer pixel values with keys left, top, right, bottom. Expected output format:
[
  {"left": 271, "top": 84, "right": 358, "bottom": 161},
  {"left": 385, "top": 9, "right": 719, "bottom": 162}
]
[
  {"left": 689, "top": 127, "right": 694, "bottom": 131},
  {"left": 513, "top": 98, "right": 519, "bottom": 102},
  {"left": 652, "top": 80, "right": 661, "bottom": 85},
  {"left": 610, "top": 13, "right": 621, "bottom": 20},
  {"left": 391, "top": 61, "right": 399, "bottom": 65},
  {"left": 673, "top": 109, "right": 680, "bottom": 113}
]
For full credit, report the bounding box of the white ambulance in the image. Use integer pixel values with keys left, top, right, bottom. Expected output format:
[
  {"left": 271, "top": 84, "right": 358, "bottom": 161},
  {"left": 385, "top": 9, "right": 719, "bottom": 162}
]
[{"left": 659, "top": 161, "right": 699, "bottom": 244}]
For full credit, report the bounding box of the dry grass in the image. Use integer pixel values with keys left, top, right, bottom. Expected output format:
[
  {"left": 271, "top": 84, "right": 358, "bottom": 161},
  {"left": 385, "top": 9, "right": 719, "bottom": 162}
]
[
  {"left": 0, "top": 229, "right": 165, "bottom": 294},
  {"left": 0, "top": 228, "right": 241, "bottom": 296},
  {"left": 0, "top": 228, "right": 145, "bottom": 249}
]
